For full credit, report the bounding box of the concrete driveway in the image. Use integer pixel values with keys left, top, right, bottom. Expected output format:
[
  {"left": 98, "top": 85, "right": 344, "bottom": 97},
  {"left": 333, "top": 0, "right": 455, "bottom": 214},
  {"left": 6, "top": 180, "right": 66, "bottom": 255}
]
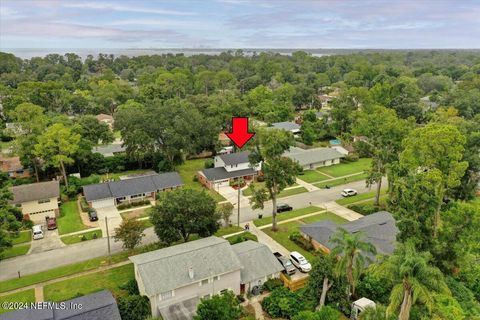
[
  {"left": 95, "top": 206, "right": 122, "bottom": 237},
  {"left": 217, "top": 185, "right": 251, "bottom": 207},
  {"left": 29, "top": 228, "right": 65, "bottom": 254}
]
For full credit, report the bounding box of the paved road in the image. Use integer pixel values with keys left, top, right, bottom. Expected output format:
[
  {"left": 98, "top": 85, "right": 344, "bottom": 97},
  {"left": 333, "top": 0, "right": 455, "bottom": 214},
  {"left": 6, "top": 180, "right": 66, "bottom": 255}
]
[{"left": 0, "top": 179, "right": 377, "bottom": 282}]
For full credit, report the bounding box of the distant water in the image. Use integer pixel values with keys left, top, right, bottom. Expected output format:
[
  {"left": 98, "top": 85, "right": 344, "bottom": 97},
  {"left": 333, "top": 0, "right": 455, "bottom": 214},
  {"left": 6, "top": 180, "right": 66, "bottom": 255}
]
[{"left": 2, "top": 48, "right": 339, "bottom": 59}]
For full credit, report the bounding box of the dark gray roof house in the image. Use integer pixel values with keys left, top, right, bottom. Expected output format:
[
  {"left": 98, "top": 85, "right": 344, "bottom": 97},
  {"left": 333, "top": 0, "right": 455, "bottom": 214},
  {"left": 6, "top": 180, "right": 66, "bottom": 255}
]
[
  {"left": 0, "top": 290, "right": 121, "bottom": 320},
  {"left": 10, "top": 180, "right": 60, "bottom": 204},
  {"left": 217, "top": 151, "right": 251, "bottom": 166},
  {"left": 300, "top": 211, "right": 398, "bottom": 256},
  {"left": 83, "top": 172, "right": 183, "bottom": 202}
]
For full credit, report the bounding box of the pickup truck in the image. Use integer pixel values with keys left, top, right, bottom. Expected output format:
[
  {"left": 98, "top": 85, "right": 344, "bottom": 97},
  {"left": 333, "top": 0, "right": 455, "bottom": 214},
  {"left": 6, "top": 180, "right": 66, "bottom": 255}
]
[{"left": 273, "top": 252, "right": 296, "bottom": 275}]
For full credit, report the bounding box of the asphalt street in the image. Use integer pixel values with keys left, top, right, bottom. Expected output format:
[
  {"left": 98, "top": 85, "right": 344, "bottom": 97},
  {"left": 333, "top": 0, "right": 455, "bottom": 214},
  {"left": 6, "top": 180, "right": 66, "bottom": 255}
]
[{"left": 0, "top": 179, "right": 375, "bottom": 281}]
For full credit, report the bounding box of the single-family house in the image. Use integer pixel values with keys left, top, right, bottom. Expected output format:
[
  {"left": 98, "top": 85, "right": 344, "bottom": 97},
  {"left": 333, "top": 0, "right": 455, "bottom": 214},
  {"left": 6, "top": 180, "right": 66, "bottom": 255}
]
[
  {"left": 10, "top": 180, "right": 60, "bottom": 223},
  {"left": 232, "top": 240, "right": 284, "bottom": 293},
  {"left": 198, "top": 151, "right": 260, "bottom": 189},
  {"left": 283, "top": 146, "right": 344, "bottom": 170},
  {"left": 129, "top": 236, "right": 243, "bottom": 319},
  {"left": 129, "top": 236, "right": 283, "bottom": 320},
  {"left": 0, "top": 156, "right": 32, "bottom": 179},
  {"left": 96, "top": 113, "right": 114, "bottom": 129},
  {"left": 300, "top": 211, "right": 398, "bottom": 257},
  {"left": 270, "top": 121, "right": 301, "bottom": 136},
  {"left": 0, "top": 290, "right": 121, "bottom": 320},
  {"left": 83, "top": 172, "right": 183, "bottom": 209}
]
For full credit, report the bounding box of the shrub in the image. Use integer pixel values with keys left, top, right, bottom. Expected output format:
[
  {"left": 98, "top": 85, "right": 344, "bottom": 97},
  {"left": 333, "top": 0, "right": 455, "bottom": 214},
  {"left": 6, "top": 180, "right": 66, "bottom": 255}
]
[
  {"left": 256, "top": 175, "right": 265, "bottom": 182},
  {"left": 289, "top": 232, "right": 314, "bottom": 252},
  {"left": 92, "top": 232, "right": 98, "bottom": 239},
  {"left": 263, "top": 278, "right": 283, "bottom": 292},
  {"left": 79, "top": 197, "right": 89, "bottom": 212},
  {"left": 348, "top": 204, "right": 379, "bottom": 215},
  {"left": 226, "top": 232, "right": 257, "bottom": 245},
  {"left": 344, "top": 153, "right": 359, "bottom": 162},
  {"left": 80, "top": 235, "right": 87, "bottom": 241},
  {"left": 204, "top": 159, "right": 214, "bottom": 168},
  {"left": 292, "top": 307, "right": 342, "bottom": 320},
  {"left": 262, "top": 287, "right": 305, "bottom": 319},
  {"left": 193, "top": 175, "right": 199, "bottom": 182},
  {"left": 117, "top": 295, "right": 151, "bottom": 320},
  {"left": 23, "top": 219, "right": 33, "bottom": 229},
  {"left": 119, "top": 279, "right": 140, "bottom": 295}
]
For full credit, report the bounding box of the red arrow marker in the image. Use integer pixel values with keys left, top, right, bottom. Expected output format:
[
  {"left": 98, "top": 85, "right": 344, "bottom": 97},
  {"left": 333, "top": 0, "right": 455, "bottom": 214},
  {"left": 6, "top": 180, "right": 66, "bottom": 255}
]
[{"left": 225, "top": 117, "right": 255, "bottom": 148}]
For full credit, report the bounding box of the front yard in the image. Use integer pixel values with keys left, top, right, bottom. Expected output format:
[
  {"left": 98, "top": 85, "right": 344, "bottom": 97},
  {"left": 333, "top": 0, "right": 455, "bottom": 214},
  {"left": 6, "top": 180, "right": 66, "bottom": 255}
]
[
  {"left": 298, "top": 170, "right": 331, "bottom": 183},
  {"left": 313, "top": 172, "right": 368, "bottom": 188},
  {"left": 317, "top": 158, "right": 372, "bottom": 177},
  {"left": 60, "top": 229, "right": 103, "bottom": 245},
  {"left": 1, "top": 244, "right": 31, "bottom": 259},
  {"left": 254, "top": 206, "right": 322, "bottom": 227},
  {"left": 263, "top": 212, "right": 347, "bottom": 261},
  {"left": 44, "top": 263, "right": 134, "bottom": 302},
  {"left": 0, "top": 289, "right": 35, "bottom": 314},
  {"left": 10, "top": 230, "right": 31, "bottom": 245},
  {"left": 336, "top": 189, "right": 387, "bottom": 205},
  {"left": 58, "top": 201, "right": 89, "bottom": 235},
  {"left": 177, "top": 159, "right": 226, "bottom": 202}
]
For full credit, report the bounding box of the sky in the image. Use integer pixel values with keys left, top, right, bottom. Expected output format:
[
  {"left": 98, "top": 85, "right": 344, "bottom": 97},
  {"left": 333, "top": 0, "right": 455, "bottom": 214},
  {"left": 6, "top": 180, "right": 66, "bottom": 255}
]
[{"left": 1, "top": 0, "right": 479, "bottom": 49}]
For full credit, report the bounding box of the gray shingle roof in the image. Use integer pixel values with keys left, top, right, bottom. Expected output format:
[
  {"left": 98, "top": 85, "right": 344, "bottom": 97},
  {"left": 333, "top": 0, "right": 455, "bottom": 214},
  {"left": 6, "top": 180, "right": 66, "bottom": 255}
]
[
  {"left": 232, "top": 241, "right": 284, "bottom": 283},
  {"left": 218, "top": 151, "right": 251, "bottom": 166},
  {"left": 11, "top": 180, "right": 60, "bottom": 204},
  {"left": 300, "top": 211, "right": 398, "bottom": 255},
  {"left": 92, "top": 143, "right": 126, "bottom": 157},
  {"left": 0, "top": 290, "right": 121, "bottom": 320},
  {"left": 129, "top": 236, "right": 243, "bottom": 296},
  {"left": 283, "top": 147, "right": 344, "bottom": 166},
  {"left": 271, "top": 122, "right": 301, "bottom": 131},
  {"left": 83, "top": 172, "right": 183, "bottom": 202},
  {"left": 200, "top": 167, "right": 257, "bottom": 181}
]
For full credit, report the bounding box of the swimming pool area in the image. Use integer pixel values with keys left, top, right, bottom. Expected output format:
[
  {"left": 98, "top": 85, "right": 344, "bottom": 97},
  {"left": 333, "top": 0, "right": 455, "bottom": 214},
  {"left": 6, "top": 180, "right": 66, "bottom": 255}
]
[{"left": 329, "top": 139, "right": 341, "bottom": 145}]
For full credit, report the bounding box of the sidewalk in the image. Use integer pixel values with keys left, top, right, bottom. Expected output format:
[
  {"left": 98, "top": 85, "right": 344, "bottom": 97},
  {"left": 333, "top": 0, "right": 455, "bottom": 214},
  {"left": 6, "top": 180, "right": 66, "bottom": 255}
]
[
  {"left": 295, "top": 177, "right": 320, "bottom": 192},
  {"left": 322, "top": 201, "right": 363, "bottom": 221},
  {"left": 248, "top": 223, "right": 290, "bottom": 256}
]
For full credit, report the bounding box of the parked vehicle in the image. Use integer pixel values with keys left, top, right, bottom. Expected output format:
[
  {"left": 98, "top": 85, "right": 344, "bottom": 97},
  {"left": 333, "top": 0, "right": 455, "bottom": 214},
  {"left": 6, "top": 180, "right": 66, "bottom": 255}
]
[
  {"left": 88, "top": 208, "right": 98, "bottom": 221},
  {"left": 45, "top": 216, "right": 57, "bottom": 230},
  {"left": 276, "top": 203, "right": 293, "bottom": 213},
  {"left": 351, "top": 297, "right": 376, "bottom": 319},
  {"left": 341, "top": 188, "right": 358, "bottom": 197},
  {"left": 290, "top": 251, "right": 312, "bottom": 272},
  {"left": 273, "top": 252, "right": 296, "bottom": 275},
  {"left": 32, "top": 225, "right": 44, "bottom": 240}
]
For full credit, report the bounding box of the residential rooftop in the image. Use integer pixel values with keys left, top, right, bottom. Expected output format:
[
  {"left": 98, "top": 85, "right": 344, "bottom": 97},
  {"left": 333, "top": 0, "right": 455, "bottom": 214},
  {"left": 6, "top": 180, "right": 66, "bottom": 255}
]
[
  {"left": 271, "top": 121, "right": 301, "bottom": 131},
  {"left": 283, "top": 146, "right": 344, "bottom": 166},
  {"left": 10, "top": 180, "right": 60, "bottom": 204},
  {"left": 218, "top": 151, "right": 251, "bottom": 166}
]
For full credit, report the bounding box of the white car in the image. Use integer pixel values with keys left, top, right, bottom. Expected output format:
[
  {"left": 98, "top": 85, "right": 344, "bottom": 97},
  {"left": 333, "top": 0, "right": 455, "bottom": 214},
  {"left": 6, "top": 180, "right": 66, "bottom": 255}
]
[
  {"left": 341, "top": 188, "right": 358, "bottom": 197},
  {"left": 290, "top": 251, "right": 312, "bottom": 272}
]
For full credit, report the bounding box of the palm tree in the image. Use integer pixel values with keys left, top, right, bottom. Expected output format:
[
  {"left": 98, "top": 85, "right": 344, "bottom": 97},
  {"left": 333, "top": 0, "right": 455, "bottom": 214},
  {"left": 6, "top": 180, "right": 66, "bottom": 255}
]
[
  {"left": 359, "top": 305, "right": 391, "bottom": 320},
  {"left": 330, "top": 228, "right": 377, "bottom": 299},
  {"left": 372, "top": 242, "right": 450, "bottom": 320}
]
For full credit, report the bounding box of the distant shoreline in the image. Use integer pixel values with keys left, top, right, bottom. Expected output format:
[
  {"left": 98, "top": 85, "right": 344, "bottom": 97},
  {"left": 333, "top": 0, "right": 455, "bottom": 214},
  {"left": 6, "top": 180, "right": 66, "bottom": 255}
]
[{"left": 2, "top": 48, "right": 480, "bottom": 59}]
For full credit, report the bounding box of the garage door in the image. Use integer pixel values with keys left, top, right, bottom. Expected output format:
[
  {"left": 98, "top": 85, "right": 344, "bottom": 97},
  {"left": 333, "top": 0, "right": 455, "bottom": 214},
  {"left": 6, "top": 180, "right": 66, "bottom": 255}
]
[{"left": 92, "top": 198, "right": 115, "bottom": 209}]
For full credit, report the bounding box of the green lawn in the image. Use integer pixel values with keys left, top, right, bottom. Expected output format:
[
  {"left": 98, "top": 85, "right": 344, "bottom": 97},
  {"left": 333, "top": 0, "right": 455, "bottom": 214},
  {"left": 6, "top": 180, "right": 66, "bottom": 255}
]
[
  {"left": 264, "top": 221, "right": 315, "bottom": 261},
  {"left": 61, "top": 229, "right": 103, "bottom": 245},
  {"left": 298, "top": 170, "right": 330, "bottom": 183},
  {"left": 300, "top": 212, "right": 348, "bottom": 224},
  {"left": 57, "top": 201, "right": 88, "bottom": 235},
  {"left": 177, "top": 159, "right": 226, "bottom": 202},
  {"left": 254, "top": 206, "right": 322, "bottom": 227},
  {"left": 243, "top": 181, "right": 300, "bottom": 197},
  {"left": 314, "top": 172, "right": 368, "bottom": 188},
  {"left": 317, "top": 158, "right": 372, "bottom": 177},
  {"left": 278, "top": 186, "right": 308, "bottom": 198},
  {"left": 10, "top": 230, "right": 31, "bottom": 245},
  {"left": 44, "top": 264, "right": 134, "bottom": 302},
  {"left": 1, "top": 244, "right": 30, "bottom": 259},
  {"left": 335, "top": 189, "right": 388, "bottom": 205},
  {"left": 214, "top": 225, "right": 244, "bottom": 237},
  {"left": 0, "top": 289, "right": 35, "bottom": 314}
]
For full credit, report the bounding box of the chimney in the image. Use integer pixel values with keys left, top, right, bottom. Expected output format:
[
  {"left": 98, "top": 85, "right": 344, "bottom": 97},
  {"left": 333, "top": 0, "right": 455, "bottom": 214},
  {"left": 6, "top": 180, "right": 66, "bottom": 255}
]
[{"left": 188, "top": 266, "right": 194, "bottom": 280}]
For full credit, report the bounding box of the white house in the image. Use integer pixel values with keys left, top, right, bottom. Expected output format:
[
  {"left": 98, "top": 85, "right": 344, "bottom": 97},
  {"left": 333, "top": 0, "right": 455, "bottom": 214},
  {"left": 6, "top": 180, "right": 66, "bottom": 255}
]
[
  {"left": 198, "top": 151, "right": 260, "bottom": 189},
  {"left": 283, "top": 146, "right": 344, "bottom": 170}
]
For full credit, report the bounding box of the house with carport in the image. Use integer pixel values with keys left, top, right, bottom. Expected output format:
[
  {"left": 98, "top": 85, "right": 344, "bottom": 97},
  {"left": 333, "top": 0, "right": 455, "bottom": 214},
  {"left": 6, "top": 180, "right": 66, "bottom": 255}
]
[{"left": 83, "top": 172, "right": 183, "bottom": 209}]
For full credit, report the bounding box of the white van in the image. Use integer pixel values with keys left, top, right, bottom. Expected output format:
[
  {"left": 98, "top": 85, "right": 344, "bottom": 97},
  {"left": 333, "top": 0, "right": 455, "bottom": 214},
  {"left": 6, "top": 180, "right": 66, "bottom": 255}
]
[{"left": 32, "top": 225, "right": 44, "bottom": 240}]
